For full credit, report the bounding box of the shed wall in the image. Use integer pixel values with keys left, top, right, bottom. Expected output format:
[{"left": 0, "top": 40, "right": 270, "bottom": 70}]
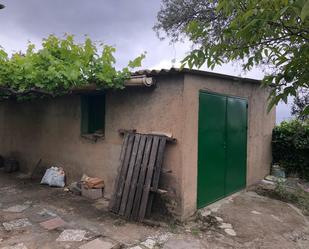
[
  {"left": 0, "top": 75, "right": 185, "bottom": 215},
  {"left": 181, "top": 74, "right": 276, "bottom": 217}
]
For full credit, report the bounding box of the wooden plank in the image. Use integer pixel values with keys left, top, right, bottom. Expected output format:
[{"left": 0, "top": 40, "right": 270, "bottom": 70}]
[
  {"left": 138, "top": 136, "right": 160, "bottom": 221},
  {"left": 119, "top": 132, "right": 130, "bottom": 160},
  {"left": 124, "top": 135, "right": 147, "bottom": 218},
  {"left": 146, "top": 137, "right": 167, "bottom": 217},
  {"left": 118, "top": 129, "right": 176, "bottom": 143},
  {"left": 110, "top": 133, "right": 135, "bottom": 213},
  {"left": 119, "top": 134, "right": 141, "bottom": 216},
  {"left": 131, "top": 136, "right": 153, "bottom": 220},
  {"left": 109, "top": 133, "right": 129, "bottom": 211}
]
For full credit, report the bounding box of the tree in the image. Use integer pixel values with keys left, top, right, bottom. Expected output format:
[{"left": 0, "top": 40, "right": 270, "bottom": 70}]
[
  {"left": 154, "top": 0, "right": 309, "bottom": 114},
  {"left": 292, "top": 88, "right": 309, "bottom": 120}
]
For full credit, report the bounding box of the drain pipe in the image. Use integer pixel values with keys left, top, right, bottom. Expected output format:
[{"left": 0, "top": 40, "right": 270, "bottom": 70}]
[{"left": 125, "top": 75, "right": 155, "bottom": 87}]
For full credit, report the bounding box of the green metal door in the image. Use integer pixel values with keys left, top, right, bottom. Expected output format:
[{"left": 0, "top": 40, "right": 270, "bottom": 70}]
[
  {"left": 197, "top": 92, "right": 227, "bottom": 208},
  {"left": 197, "top": 91, "right": 247, "bottom": 208},
  {"left": 225, "top": 97, "right": 247, "bottom": 195}
]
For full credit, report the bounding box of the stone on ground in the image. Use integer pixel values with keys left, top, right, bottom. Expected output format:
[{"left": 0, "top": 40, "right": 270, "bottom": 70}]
[
  {"left": 40, "top": 217, "right": 66, "bottom": 230},
  {"left": 224, "top": 228, "right": 237, "bottom": 236},
  {"left": 79, "top": 238, "right": 115, "bottom": 249},
  {"left": 2, "top": 218, "right": 32, "bottom": 231},
  {"left": 141, "top": 238, "right": 156, "bottom": 249},
  {"left": 56, "top": 229, "right": 87, "bottom": 242},
  {"left": 215, "top": 216, "right": 223, "bottom": 222},
  {"left": 37, "top": 208, "right": 58, "bottom": 218},
  {"left": 219, "top": 223, "right": 233, "bottom": 229},
  {"left": 251, "top": 210, "right": 262, "bottom": 215}
]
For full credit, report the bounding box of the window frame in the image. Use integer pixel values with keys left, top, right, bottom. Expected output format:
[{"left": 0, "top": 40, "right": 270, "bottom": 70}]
[{"left": 80, "top": 93, "right": 105, "bottom": 138}]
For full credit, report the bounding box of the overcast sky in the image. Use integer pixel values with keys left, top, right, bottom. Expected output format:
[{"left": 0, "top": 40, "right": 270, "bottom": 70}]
[{"left": 0, "top": 0, "right": 291, "bottom": 122}]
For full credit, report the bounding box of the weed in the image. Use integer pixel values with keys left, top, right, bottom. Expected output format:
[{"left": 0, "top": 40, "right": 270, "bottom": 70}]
[
  {"left": 256, "top": 181, "right": 309, "bottom": 216},
  {"left": 190, "top": 227, "right": 201, "bottom": 236}
]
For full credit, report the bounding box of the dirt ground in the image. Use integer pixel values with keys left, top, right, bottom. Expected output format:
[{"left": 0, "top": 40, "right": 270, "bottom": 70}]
[{"left": 0, "top": 172, "right": 309, "bottom": 249}]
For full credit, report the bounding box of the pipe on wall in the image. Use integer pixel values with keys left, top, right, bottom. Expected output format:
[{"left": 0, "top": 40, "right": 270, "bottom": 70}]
[{"left": 124, "top": 75, "right": 155, "bottom": 87}]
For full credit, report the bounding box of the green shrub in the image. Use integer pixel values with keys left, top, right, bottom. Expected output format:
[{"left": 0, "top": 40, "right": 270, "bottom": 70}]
[{"left": 272, "top": 120, "right": 309, "bottom": 180}]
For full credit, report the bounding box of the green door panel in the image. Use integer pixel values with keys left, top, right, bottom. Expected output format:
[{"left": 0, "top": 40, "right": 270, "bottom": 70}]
[
  {"left": 197, "top": 92, "right": 227, "bottom": 208},
  {"left": 198, "top": 91, "right": 248, "bottom": 209},
  {"left": 225, "top": 97, "right": 247, "bottom": 195}
]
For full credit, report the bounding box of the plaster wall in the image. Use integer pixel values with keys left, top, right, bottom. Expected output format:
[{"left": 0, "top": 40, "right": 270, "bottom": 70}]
[
  {"left": 181, "top": 74, "right": 276, "bottom": 218},
  {"left": 0, "top": 75, "right": 185, "bottom": 216}
]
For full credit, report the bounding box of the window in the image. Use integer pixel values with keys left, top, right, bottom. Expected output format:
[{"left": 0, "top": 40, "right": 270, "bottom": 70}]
[{"left": 80, "top": 94, "right": 105, "bottom": 136}]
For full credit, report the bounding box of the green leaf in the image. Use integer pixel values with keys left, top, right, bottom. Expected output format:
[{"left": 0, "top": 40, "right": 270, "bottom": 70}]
[
  {"left": 301, "top": 0, "right": 309, "bottom": 20},
  {"left": 0, "top": 34, "right": 146, "bottom": 99}
]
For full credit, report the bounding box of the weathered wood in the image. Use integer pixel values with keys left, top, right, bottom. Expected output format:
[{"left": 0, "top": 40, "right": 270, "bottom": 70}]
[
  {"left": 118, "top": 129, "right": 176, "bottom": 143},
  {"left": 138, "top": 136, "right": 160, "bottom": 221},
  {"left": 109, "top": 133, "right": 130, "bottom": 211},
  {"left": 119, "top": 134, "right": 141, "bottom": 216},
  {"left": 110, "top": 132, "right": 169, "bottom": 221},
  {"left": 124, "top": 135, "right": 147, "bottom": 219},
  {"left": 110, "top": 133, "right": 135, "bottom": 213},
  {"left": 146, "top": 137, "right": 167, "bottom": 217},
  {"left": 131, "top": 136, "right": 153, "bottom": 220}
]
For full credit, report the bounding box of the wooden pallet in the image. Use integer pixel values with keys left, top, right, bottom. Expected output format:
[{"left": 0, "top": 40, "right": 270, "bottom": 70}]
[{"left": 109, "top": 132, "right": 167, "bottom": 221}]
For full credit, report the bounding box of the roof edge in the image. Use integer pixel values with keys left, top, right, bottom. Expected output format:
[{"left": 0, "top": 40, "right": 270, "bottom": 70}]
[{"left": 132, "top": 68, "right": 261, "bottom": 84}]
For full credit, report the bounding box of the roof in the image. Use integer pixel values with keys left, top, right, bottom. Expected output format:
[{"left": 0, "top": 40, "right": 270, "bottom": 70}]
[
  {"left": 0, "top": 68, "right": 261, "bottom": 100},
  {"left": 133, "top": 68, "right": 261, "bottom": 84}
]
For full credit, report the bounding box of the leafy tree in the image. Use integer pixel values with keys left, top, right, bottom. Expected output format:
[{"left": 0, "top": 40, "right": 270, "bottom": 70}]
[
  {"left": 0, "top": 34, "right": 145, "bottom": 100},
  {"left": 154, "top": 0, "right": 309, "bottom": 114},
  {"left": 292, "top": 88, "right": 309, "bottom": 120}
]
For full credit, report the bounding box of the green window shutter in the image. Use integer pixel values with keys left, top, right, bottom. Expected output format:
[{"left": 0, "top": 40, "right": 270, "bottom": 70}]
[
  {"left": 80, "top": 94, "right": 105, "bottom": 134},
  {"left": 81, "top": 95, "right": 90, "bottom": 134}
]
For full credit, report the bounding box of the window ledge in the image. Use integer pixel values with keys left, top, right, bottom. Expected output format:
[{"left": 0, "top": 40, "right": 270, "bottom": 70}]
[{"left": 81, "top": 133, "right": 104, "bottom": 142}]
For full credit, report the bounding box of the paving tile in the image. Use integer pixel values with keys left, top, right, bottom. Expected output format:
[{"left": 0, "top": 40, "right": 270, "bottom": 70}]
[
  {"left": 0, "top": 243, "right": 28, "bottom": 249},
  {"left": 3, "top": 204, "right": 30, "bottom": 213},
  {"left": 56, "top": 229, "right": 87, "bottom": 242},
  {"left": 2, "top": 218, "right": 32, "bottom": 231},
  {"left": 79, "top": 238, "right": 115, "bottom": 249},
  {"left": 141, "top": 238, "right": 156, "bottom": 249},
  {"left": 40, "top": 217, "right": 66, "bottom": 230},
  {"left": 163, "top": 239, "right": 202, "bottom": 249}
]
